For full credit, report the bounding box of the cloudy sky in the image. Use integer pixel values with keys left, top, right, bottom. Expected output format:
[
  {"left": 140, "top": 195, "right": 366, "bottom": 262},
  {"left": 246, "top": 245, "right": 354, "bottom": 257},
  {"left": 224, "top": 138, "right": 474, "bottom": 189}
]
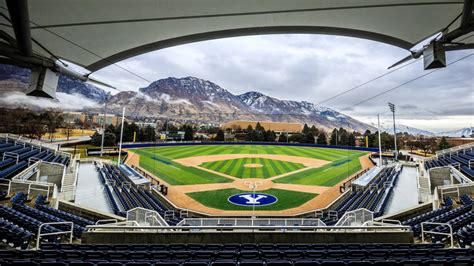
[{"left": 92, "top": 34, "right": 473, "bottom": 132}]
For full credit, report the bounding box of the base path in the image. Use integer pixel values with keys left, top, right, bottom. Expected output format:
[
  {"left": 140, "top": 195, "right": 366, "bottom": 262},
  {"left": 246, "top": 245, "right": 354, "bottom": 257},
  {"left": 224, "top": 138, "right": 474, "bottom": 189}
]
[{"left": 174, "top": 154, "right": 329, "bottom": 168}]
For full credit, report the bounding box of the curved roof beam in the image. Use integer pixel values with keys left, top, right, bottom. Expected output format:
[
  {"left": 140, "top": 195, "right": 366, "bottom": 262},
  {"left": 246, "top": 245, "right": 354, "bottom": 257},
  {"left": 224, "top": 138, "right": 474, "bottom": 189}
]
[{"left": 88, "top": 26, "right": 413, "bottom": 71}]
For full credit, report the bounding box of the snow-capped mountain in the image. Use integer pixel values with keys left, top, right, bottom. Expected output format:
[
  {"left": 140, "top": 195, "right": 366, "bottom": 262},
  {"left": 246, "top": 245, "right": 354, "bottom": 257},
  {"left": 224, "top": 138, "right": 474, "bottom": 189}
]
[
  {"left": 0, "top": 62, "right": 437, "bottom": 133},
  {"left": 370, "top": 122, "right": 435, "bottom": 136},
  {"left": 98, "top": 77, "right": 375, "bottom": 132},
  {"left": 238, "top": 91, "right": 373, "bottom": 132},
  {"left": 436, "top": 127, "right": 473, "bottom": 137}
]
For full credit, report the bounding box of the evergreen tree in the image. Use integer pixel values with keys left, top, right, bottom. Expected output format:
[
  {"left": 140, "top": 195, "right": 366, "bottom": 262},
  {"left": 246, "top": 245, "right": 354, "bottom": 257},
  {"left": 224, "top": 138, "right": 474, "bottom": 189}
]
[
  {"left": 216, "top": 130, "right": 225, "bottom": 141},
  {"left": 302, "top": 124, "right": 310, "bottom": 135},
  {"left": 438, "top": 137, "right": 451, "bottom": 150},
  {"left": 265, "top": 130, "right": 276, "bottom": 142},
  {"left": 330, "top": 128, "right": 338, "bottom": 145},
  {"left": 91, "top": 132, "right": 116, "bottom": 146},
  {"left": 183, "top": 125, "right": 194, "bottom": 141},
  {"left": 306, "top": 132, "right": 315, "bottom": 144},
  {"left": 246, "top": 125, "right": 253, "bottom": 131},
  {"left": 348, "top": 133, "right": 356, "bottom": 146},
  {"left": 317, "top": 132, "right": 327, "bottom": 145},
  {"left": 255, "top": 122, "right": 265, "bottom": 131}
]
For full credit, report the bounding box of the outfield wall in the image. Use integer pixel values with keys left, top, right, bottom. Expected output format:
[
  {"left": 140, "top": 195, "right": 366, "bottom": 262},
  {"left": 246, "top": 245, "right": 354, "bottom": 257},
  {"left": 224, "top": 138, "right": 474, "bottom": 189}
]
[{"left": 122, "top": 141, "right": 378, "bottom": 152}]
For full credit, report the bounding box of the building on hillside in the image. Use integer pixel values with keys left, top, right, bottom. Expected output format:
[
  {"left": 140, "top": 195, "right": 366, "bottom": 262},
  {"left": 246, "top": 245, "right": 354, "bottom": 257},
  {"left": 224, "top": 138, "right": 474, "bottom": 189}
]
[
  {"left": 62, "top": 111, "right": 87, "bottom": 124},
  {"left": 135, "top": 122, "right": 157, "bottom": 129},
  {"left": 221, "top": 120, "right": 303, "bottom": 134},
  {"left": 446, "top": 137, "right": 474, "bottom": 147},
  {"left": 92, "top": 114, "right": 120, "bottom": 127}
]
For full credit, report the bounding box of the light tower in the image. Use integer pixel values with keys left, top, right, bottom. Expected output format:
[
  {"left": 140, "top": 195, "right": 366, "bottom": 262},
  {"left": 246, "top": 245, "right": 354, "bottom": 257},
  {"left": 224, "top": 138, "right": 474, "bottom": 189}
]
[{"left": 388, "top": 103, "right": 398, "bottom": 161}]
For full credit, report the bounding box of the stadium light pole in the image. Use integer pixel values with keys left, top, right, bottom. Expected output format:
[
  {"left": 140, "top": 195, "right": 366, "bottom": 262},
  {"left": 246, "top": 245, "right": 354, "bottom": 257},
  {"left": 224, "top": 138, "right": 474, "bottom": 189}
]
[
  {"left": 377, "top": 114, "right": 383, "bottom": 165},
  {"left": 117, "top": 107, "right": 126, "bottom": 166},
  {"left": 388, "top": 103, "right": 398, "bottom": 161},
  {"left": 100, "top": 92, "right": 111, "bottom": 157}
]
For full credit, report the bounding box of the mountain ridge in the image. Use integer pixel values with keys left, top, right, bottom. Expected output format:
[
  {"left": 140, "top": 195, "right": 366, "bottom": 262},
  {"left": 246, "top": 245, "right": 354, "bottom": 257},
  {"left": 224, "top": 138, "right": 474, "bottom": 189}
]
[
  {"left": 1, "top": 64, "right": 466, "bottom": 135},
  {"left": 101, "top": 76, "right": 375, "bottom": 132}
]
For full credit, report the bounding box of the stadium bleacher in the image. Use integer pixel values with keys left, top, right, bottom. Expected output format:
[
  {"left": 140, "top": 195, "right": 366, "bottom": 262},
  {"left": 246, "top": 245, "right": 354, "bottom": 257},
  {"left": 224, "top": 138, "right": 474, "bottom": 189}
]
[
  {"left": 0, "top": 192, "right": 99, "bottom": 249},
  {"left": 96, "top": 162, "right": 181, "bottom": 224},
  {"left": 0, "top": 243, "right": 472, "bottom": 265},
  {"left": 323, "top": 166, "right": 401, "bottom": 224},
  {"left": 425, "top": 148, "right": 474, "bottom": 179},
  {"left": 0, "top": 138, "right": 70, "bottom": 180},
  {"left": 401, "top": 194, "right": 473, "bottom": 247}
]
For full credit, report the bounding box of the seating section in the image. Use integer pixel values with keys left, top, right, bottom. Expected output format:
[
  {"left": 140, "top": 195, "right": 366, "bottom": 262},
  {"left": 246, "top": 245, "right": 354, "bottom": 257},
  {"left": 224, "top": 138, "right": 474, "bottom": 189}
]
[
  {"left": 0, "top": 205, "right": 62, "bottom": 243},
  {"left": 10, "top": 191, "right": 28, "bottom": 204},
  {"left": 0, "top": 193, "right": 99, "bottom": 247},
  {"left": 0, "top": 243, "right": 472, "bottom": 265},
  {"left": 401, "top": 194, "right": 473, "bottom": 246},
  {"left": 324, "top": 166, "right": 401, "bottom": 224},
  {"left": 12, "top": 203, "right": 86, "bottom": 238},
  {"left": 457, "top": 223, "right": 473, "bottom": 248},
  {"left": 35, "top": 203, "right": 95, "bottom": 227},
  {"left": 97, "top": 163, "right": 181, "bottom": 224},
  {"left": 429, "top": 210, "right": 474, "bottom": 243},
  {"left": 0, "top": 218, "right": 32, "bottom": 249},
  {"left": 0, "top": 138, "right": 70, "bottom": 180},
  {"left": 425, "top": 148, "right": 474, "bottom": 179}
]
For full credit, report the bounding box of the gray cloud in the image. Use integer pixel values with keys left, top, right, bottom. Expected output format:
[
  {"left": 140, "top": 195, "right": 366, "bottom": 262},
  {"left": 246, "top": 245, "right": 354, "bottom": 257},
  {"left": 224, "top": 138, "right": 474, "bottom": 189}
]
[{"left": 92, "top": 34, "right": 474, "bottom": 132}]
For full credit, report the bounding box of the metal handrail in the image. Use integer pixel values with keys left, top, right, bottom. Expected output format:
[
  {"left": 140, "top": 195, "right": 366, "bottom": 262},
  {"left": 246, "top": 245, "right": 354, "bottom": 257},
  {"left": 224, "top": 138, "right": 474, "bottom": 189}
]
[
  {"left": 36, "top": 222, "right": 74, "bottom": 249},
  {"left": 421, "top": 222, "right": 454, "bottom": 248},
  {"left": 85, "top": 224, "right": 411, "bottom": 233},
  {"left": 95, "top": 219, "right": 118, "bottom": 225}
]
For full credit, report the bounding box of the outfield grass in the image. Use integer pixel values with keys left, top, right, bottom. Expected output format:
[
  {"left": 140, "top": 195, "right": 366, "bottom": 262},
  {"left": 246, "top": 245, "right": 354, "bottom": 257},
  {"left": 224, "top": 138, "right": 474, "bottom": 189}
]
[
  {"left": 187, "top": 188, "right": 317, "bottom": 211},
  {"left": 274, "top": 153, "right": 363, "bottom": 186},
  {"left": 131, "top": 145, "right": 367, "bottom": 186},
  {"left": 200, "top": 158, "right": 306, "bottom": 179},
  {"left": 134, "top": 149, "right": 232, "bottom": 185}
]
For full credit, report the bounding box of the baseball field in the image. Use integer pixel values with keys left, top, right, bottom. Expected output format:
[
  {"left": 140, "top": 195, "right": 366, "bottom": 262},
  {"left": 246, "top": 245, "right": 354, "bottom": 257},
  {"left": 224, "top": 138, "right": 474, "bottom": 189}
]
[{"left": 126, "top": 144, "right": 372, "bottom": 215}]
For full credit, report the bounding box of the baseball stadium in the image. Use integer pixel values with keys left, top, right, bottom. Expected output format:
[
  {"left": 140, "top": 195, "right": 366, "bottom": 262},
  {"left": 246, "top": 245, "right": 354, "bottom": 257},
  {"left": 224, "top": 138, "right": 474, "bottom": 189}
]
[
  {"left": 124, "top": 144, "right": 373, "bottom": 215},
  {"left": 0, "top": 1, "right": 473, "bottom": 265}
]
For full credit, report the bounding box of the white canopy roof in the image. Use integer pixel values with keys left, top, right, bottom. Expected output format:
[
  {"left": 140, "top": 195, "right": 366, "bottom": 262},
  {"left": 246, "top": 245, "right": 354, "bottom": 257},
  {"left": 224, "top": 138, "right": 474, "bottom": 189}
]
[{"left": 0, "top": 0, "right": 472, "bottom": 72}]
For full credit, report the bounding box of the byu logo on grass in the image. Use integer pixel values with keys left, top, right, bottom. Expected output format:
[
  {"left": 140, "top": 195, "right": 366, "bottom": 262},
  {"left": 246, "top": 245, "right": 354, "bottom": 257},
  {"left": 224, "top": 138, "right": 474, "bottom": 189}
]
[{"left": 228, "top": 193, "right": 278, "bottom": 206}]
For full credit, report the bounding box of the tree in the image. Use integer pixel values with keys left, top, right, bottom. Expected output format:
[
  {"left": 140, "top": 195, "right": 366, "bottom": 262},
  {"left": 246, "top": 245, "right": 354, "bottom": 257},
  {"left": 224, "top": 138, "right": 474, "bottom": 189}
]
[
  {"left": 348, "top": 133, "right": 356, "bottom": 146},
  {"left": 330, "top": 129, "right": 338, "bottom": 145},
  {"left": 216, "top": 130, "right": 225, "bottom": 141},
  {"left": 316, "top": 132, "right": 327, "bottom": 145},
  {"left": 246, "top": 125, "right": 253, "bottom": 132},
  {"left": 64, "top": 124, "right": 74, "bottom": 141},
  {"left": 302, "top": 124, "right": 310, "bottom": 135},
  {"left": 438, "top": 137, "right": 451, "bottom": 151},
  {"left": 289, "top": 133, "right": 305, "bottom": 143},
  {"left": 418, "top": 138, "right": 437, "bottom": 156},
  {"left": 255, "top": 122, "right": 265, "bottom": 131},
  {"left": 306, "top": 132, "right": 315, "bottom": 144},
  {"left": 91, "top": 132, "right": 116, "bottom": 146},
  {"left": 278, "top": 133, "right": 288, "bottom": 143},
  {"left": 265, "top": 130, "right": 276, "bottom": 142},
  {"left": 184, "top": 125, "right": 194, "bottom": 141},
  {"left": 407, "top": 140, "right": 417, "bottom": 153}
]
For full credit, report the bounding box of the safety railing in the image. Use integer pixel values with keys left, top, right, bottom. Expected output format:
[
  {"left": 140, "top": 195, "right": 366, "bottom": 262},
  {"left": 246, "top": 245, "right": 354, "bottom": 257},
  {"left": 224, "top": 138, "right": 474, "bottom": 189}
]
[
  {"left": 95, "top": 219, "right": 119, "bottom": 225},
  {"left": 36, "top": 222, "right": 74, "bottom": 250},
  {"left": 178, "top": 218, "right": 326, "bottom": 227},
  {"left": 421, "top": 222, "right": 454, "bottom": 248},
  {"left": 85, "top": 224, "right": 411, "bottom": 233}
]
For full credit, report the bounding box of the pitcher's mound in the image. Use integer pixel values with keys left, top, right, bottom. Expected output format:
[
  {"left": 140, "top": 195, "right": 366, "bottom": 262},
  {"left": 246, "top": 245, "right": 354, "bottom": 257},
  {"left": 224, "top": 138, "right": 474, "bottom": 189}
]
[{"left": 244, "top": 163, "right": 263, "bottom": 168}]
